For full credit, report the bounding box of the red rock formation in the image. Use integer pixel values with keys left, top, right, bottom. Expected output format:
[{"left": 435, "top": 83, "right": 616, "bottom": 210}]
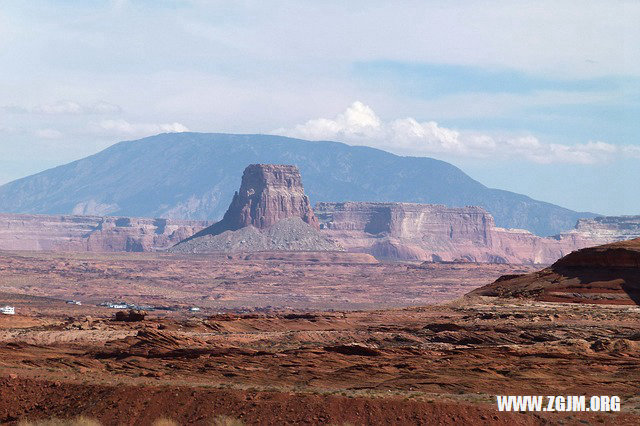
[
  {"left": 190, "top": 164, "right": 319, "bottom": 239},
  {"left": 0, "top": 213, "right": 211, "bottom": 252},
  {"left": 315, "top": 202, "right": 627, "bottom": 264},
  {"left": 554, "top": 238, "right": 640, "bottom": 268},
  {"left": 470, "top": 238, "right": 640, "bottom": 305},
  {"left": 114, "top": 309, "right": 147, "bottom": 322}
]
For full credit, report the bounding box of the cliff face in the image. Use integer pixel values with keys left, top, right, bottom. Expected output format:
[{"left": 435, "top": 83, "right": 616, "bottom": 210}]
[
  {"left": 0, "top": 214, "right": 211, "bottom": 252},
  {"left": 315, "top": 202, "right": 631, "bottom": 264},
  {"left": 471, "top": 238, "right": 640, "bottom": 305},
  {"left": 317, "top": 202, "right": 493, "bottom": 245},
  {"left": 317, "top": 202, "right": 500, "bottom": 262}
]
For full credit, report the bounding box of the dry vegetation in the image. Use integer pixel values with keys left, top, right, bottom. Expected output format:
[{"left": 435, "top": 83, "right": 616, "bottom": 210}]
[{"left": 18, "top": 417, "right": 101, "bottom": 426}]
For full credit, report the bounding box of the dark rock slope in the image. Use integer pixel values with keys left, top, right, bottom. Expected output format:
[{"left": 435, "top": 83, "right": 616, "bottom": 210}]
[{"left": 170, "top": 217, "right": 339, "bottom": 254}]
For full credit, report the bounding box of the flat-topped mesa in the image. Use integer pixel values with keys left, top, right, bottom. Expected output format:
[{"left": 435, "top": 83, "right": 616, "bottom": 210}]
[
  {"left": 315, "top": 202, "right": 500, "bottom": 262},
  {"left": 191, "top": 164, "right": 319, "bottom": 238},
  {"left": 316, "top": 202, "right": 494, "bottom": 244},
  {"left": 314, "top": 202, "right": 627, "bottom": 264}
]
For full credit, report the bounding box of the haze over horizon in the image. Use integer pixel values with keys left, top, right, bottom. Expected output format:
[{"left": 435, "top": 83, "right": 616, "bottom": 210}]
[{"left": 1, "top": 1, "right": 638, "bottom": 215}]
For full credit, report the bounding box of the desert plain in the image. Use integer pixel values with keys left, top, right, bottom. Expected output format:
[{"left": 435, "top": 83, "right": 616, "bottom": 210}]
[{"left": 1, "top": 250, "right": 639, "bottom": 425}]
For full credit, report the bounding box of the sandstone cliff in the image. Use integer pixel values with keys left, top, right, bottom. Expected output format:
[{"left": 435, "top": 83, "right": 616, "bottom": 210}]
[
  {"left": 0, "top": 213, "right": 211, "bottom": 252},
  {"left": 315, "top": 202, "right": 634, "bottom": 264},
  {"left": 316, "top": 203, "right": 496, "bottom": 261},
  {"left": 470, "top": 238, "right": 640, "bottom": 305},
  {"left": 172, "top": 165, "right": 338, "bottom": 253}
]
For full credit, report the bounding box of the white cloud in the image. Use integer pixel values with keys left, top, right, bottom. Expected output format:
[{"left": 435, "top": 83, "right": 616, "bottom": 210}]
[
  {"left": 92, "top": 119, "right": 189, "bottom": 136},
  {"left": 284, "top": 101, "right": 381, "bottom": 140},
  {"left": 622, "top": 145, "right": 640, "bottom": 159},
  {"left": 275, "top": 102, "right": 630, "bottom": 165},
  {"left": 35, "top": 128, "right": 63, "bottom": 139}
]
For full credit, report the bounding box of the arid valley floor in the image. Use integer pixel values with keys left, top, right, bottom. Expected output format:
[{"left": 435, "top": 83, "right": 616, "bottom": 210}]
[{"left": 1, "top": 251, "right": 639, "bottom": 425}]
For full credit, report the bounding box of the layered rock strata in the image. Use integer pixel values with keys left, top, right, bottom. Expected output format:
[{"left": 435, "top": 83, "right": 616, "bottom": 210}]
[
  {"left": 470, "top": 238, "right": 640, "bottom": 305},
  {"left": 315, "top": 202, "right": 637, "bottom": 264},
  {"left": 0, "top": 213, "right": 211, "bottom": 252}
]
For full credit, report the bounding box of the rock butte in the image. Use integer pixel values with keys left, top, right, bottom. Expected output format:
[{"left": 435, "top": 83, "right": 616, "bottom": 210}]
[
  {"left": 188, "top": 164, "right": 319, "bottom": 240},
  {"left": 171, "top": 164, "right": 339, "bottom": 253},
  {"left": 315, "top": 202, "right": 639, "bottom": 264},
  {"left": 470, "top": 238, "right": 640, "bottom": 305}
]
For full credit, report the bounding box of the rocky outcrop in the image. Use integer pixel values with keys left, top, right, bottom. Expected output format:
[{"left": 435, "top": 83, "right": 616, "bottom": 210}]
[
  {"left": 172, "top": 165, "right": 338, "bottom": 253},
  {"left": 470, "top": 238, "right": 640, "bottom": 305},
  {"left": 554, "top": 238, "right": 640, "bottom": 268},
  {"left": 317, "top": 203, "right": 493, "bottom": 244},
  {"left": 189, "top": 164, "right": 319, "bottom": 240},
  {"left": 0, "top": 213, "right": 211, "bottom": 252},
  {"left": 315, "top": 202, "right": 636, "bottom": 264},
  {"left": 115, "top": 309, "right": 147, "bottom": 322}
]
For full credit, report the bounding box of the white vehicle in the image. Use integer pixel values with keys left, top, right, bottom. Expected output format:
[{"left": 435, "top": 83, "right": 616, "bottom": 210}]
[
  {"left": 1, "top": 306, "right": 15, "bottom": 315},
  {"left": 109, "top": 304, "right": 128, "bottom": 309}
]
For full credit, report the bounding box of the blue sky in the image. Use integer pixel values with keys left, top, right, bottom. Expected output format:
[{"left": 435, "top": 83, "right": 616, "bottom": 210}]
[{"left": 0, "top": 0, "right": 639, "bottom": 215}]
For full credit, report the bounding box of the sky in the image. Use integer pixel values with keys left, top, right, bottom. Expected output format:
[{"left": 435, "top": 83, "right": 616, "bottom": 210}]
[{"left": 0, "top": 0, "right": 639, "bottom": 215}]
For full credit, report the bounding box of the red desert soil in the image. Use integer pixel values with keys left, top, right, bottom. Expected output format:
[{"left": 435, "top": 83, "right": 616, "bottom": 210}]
[
  {"left": 471, "top": 238, "right": 640, "bottom": 305},
  {"left": 0, "top": 377, "right": 547, "bottom": 426},
  {"left": 1, "top": 299, "right": 639, "bottom": 425},
  {"left": 1, "top": 250, "right": 639, "bottom": 424}
]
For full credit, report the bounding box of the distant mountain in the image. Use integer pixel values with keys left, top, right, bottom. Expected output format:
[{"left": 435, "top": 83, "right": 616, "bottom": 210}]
[{"left": 0, "top": 133, "right": 596, "bottom": 236}]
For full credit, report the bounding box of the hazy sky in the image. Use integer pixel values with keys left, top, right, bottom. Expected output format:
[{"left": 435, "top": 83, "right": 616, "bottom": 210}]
[{"left": 1, "top": 0, "right": 639, "bottom": 215}]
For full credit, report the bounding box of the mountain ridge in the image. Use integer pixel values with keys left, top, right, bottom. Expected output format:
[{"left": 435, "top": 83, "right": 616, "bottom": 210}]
[{"left": 0, "top": 132, "right": 596, "bottom": 236}]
